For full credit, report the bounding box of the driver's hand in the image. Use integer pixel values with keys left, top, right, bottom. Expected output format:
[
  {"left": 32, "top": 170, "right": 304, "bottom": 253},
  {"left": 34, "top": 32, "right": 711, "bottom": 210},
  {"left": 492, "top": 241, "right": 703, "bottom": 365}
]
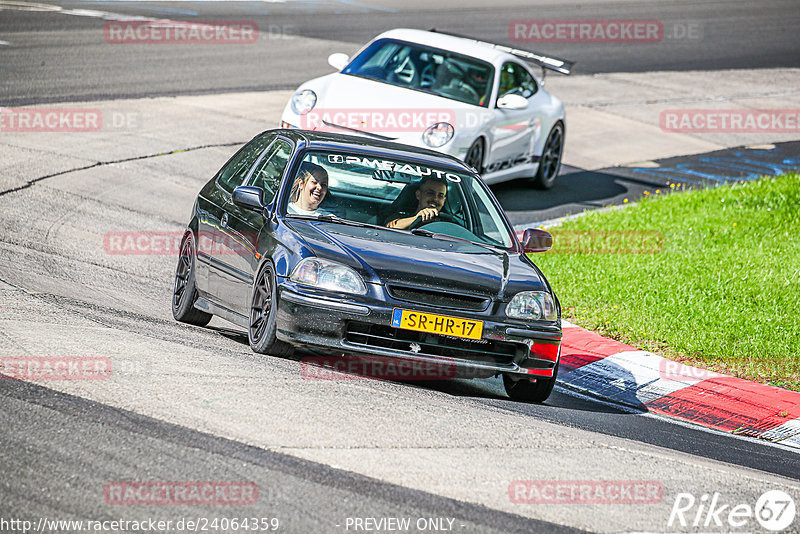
[{"left": 416, "top": 208, "right": 439, "bottom": 222}]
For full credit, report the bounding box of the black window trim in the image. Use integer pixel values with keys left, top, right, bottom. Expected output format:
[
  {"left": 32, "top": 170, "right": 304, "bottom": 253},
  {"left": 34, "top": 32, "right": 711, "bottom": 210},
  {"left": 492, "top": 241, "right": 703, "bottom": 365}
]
[
  {"left": 245, "top": 136, "right": 295, "bottom": 187},
  {"left": 214, "top": 133, "right": 278, "bottom": 197}
]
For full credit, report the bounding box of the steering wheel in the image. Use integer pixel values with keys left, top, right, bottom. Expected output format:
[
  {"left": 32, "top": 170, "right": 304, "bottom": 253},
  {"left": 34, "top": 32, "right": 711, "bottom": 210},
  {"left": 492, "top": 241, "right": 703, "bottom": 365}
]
[
  {"left": 440, "top": 61, "right": 480, "bottom": 102},
  {"left": 408, "top": 211, "right": 459, "bottom": 230},
  {"left": 444, "top": 59, "right": 466, "bottom": 78},
  {"left": 455, "top": 81, "right": 481, "bottom": 103}
]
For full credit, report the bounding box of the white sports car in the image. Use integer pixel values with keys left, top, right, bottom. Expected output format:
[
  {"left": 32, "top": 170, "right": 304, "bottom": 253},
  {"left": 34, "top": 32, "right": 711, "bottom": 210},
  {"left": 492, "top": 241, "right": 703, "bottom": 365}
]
[{"left": 280, "top": 28, "right": 573, "bottom": 189}]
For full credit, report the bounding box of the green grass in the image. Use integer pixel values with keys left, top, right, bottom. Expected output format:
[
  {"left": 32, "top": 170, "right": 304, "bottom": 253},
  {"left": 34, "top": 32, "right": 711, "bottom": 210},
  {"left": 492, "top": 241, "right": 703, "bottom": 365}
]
[{"left": 533, "top": 173, "right": 800, "bottom": 391}]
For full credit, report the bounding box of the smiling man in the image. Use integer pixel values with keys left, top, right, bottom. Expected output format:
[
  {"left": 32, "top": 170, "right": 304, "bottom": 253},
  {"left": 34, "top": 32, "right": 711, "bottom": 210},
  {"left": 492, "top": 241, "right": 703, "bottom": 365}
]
[{"left": 386, "top": 176, "right": 448, "bottom": 229}]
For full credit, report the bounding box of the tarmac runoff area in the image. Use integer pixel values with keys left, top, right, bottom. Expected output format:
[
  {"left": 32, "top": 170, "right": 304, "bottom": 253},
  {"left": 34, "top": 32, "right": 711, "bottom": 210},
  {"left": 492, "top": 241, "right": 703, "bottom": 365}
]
[{"left": 1, "top": 67, "right": 800, "bottom": 533}]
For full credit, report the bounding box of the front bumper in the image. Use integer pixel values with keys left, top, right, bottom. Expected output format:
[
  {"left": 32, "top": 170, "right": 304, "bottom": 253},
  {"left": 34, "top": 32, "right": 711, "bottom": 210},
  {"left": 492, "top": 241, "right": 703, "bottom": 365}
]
[{"left": 276, "top": 282, "right": 561, "bottom": 380}]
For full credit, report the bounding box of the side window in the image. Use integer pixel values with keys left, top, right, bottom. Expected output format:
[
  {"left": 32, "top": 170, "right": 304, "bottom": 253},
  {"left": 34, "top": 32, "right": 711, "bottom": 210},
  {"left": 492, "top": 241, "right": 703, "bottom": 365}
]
[
  {"left": 498, "top": 62, "right": 538, "bottom": 99},
  {"left": 469, "top": 185, "right": 511, "bottom": 247},
  {"left": 216, "top": 135, "right": 275, "bottom": 193},
  {"left": 248, "top": 139, "right": 292, "bottom": 204}
]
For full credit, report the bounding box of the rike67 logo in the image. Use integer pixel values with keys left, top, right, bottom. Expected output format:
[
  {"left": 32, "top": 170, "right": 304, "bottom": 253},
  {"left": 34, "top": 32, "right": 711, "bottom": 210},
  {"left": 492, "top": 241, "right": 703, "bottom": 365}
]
[{"left": 668, "top": 490, "right": 796, "bottom": 532}]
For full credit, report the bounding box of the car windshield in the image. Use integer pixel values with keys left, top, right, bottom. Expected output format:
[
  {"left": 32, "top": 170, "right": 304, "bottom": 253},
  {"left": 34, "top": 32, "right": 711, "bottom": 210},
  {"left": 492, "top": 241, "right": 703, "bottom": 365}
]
[
  {"left": 342, "top": 39, "right": 494, "bottom": 108},
  {"left": 283, "top": 150, "right": 514, "bottom": 249}
]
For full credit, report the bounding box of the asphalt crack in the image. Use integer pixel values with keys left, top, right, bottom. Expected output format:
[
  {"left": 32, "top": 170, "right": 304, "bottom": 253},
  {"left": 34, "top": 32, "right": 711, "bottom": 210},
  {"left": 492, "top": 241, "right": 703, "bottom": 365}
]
[{"left": 0, "top": 141, "right": 244, "bottom": 197}]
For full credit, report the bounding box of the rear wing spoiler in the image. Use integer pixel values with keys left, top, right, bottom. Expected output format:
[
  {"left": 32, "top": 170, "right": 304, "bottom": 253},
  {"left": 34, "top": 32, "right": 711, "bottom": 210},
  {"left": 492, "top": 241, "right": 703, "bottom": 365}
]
[{"left": 429, "top": 29, "right": 575, "bottom": 76}]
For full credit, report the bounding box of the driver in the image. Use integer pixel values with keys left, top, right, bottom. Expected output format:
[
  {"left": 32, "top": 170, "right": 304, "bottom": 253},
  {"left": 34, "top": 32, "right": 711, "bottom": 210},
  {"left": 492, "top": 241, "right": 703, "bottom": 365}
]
[
  {"left": 468, "top": 68, "right": 490, "bottom": 106},
  {"left": 385, "top": 176, "right": 447, "bottom": 230}
]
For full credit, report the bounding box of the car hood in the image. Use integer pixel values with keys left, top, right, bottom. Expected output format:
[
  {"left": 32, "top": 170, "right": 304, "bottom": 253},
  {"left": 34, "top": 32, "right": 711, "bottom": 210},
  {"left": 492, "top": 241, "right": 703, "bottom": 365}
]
[
  {"left": 285, "top": 219, "right": 546, "bottom": 298},
  {"left": 289, "top": 73, "right": 491, "bottom": 136}
]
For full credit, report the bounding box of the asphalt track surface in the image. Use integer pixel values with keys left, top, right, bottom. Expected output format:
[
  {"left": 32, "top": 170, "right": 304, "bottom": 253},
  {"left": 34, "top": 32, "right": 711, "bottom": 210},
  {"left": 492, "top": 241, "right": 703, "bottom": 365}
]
[
  {"left": 1, "top": 0, "right": 799, "bottom": 105},
  {"left": 2, "top": 1, "right": 800, "bottom": 533}
]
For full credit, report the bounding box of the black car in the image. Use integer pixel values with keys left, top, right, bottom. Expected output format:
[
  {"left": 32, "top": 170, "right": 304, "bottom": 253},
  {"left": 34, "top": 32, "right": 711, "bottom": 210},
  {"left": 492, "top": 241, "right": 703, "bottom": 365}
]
[{"left": 172, "top": 129, "right": 562, "bottom": 402}]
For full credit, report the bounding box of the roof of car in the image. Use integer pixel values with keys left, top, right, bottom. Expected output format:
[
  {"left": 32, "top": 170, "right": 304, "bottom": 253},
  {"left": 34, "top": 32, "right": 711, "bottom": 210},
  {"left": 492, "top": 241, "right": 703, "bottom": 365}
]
[
  {"left": 372, "top": 28, "right": 512, "bottom": 65},
  {"left": 270, "top": 129, "right": 476, "bottom": 174}
]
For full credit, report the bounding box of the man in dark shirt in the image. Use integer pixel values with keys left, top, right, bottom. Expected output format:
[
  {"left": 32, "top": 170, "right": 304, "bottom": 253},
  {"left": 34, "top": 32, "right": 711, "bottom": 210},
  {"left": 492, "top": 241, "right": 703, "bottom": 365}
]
[{"left": 386, "top": 176, "right": 448, "bottom": 230}]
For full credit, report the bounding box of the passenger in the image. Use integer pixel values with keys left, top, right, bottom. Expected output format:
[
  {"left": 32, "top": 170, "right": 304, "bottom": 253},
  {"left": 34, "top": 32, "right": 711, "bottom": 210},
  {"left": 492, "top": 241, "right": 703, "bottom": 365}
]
[
  {"left": 287, "top": 162, "right": 330, "bottom": 215},
  {"left": 386, "top": 176, "right": 447, "bottom": 230}
]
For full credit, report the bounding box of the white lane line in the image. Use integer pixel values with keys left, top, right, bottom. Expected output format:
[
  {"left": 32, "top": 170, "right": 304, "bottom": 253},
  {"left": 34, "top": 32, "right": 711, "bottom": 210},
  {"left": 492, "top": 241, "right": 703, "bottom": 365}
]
[
  {"left": 0, "top": 1, "right": 173, "bottom": 23},
  {"left": 0, "top": 1, "right": 60, "bottom": 11}
]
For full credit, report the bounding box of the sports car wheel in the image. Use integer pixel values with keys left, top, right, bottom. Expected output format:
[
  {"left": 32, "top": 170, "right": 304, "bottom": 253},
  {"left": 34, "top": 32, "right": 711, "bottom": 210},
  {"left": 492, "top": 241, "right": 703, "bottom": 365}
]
[
  {"left": 172, "top": 233, "right": 212, "bottom": 326},
  {"left": 532, "top": 122, "right": 564, "bottom": 189},
  {"left": 249, "top": 263, "right": 293, "bottom": 356},
  {"left": 503, "top": 365, "right": 558, "bottom": 403},
  {"left": 464, "top": 139, "right": 484, "bottom": 173}
]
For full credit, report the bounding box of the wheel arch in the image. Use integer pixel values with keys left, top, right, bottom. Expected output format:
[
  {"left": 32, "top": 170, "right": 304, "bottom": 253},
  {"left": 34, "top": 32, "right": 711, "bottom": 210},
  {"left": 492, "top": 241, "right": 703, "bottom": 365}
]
[{"left": 465, "top": 135, "right": 488, "bottom": 173}]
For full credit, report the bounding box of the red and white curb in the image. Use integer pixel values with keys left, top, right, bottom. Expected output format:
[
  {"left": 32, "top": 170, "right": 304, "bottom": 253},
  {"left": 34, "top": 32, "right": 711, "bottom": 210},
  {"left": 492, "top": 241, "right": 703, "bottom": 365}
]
[{"left": 557, "top": 320, "right": 800, "bottom": 450}]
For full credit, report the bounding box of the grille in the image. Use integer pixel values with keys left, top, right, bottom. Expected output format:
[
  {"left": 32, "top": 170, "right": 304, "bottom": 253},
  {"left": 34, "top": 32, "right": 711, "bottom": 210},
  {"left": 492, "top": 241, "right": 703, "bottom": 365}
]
[
  {"left": 344, "top": 322, "right": 522, "bottom": 365},
  {"left": 386, "top": 284, "right": 490, "bottom": 311}
]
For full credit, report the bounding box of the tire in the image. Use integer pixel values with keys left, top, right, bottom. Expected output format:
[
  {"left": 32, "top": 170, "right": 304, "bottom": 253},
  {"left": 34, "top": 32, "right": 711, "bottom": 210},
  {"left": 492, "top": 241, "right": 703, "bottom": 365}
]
[
  {"left": 248, "top": 263, "right": 293, "bottom": 356},
  {"left": 503, "top": 365, "right": 558, "bottom": 403},
  {"left": 532, "top": 122, "right": 564, "bottom": 189},
  {"left": 172, "top": 233, "right": 213, "bottom": 327},
  {"left": 464, "top": 139, "right": 484, "bottom": 173}
]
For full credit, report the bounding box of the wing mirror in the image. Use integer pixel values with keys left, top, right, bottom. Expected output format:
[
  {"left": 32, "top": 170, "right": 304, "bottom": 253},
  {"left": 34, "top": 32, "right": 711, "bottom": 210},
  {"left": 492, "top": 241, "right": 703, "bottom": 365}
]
[
  {"left": 328, "top": 53, "right": 349, "bottom": 71},
  {"left": 497, "top": 94, "right": 528, "bottom": 110},
  {"left": 232, "top": 186, "right": 265, "bottom": 212},
  {"left": 521, "top": 228, "right": 553, "bottom": 253}
]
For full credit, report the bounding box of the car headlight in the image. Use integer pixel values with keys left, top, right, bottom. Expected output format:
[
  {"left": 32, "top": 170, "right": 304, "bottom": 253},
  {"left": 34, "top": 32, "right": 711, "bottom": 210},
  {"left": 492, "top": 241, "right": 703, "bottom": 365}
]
[
  {"left": 505, "top": 291, "right": 557, "bottom": 321},
  {"left": 290, "top": 258, "right": 366, "bottom": 295},
  {"left": 290, "top": 89, "right": 317, "bottom": 115},
  {"left": 422, "top": 122, "right": 454, "bottom": 147}
]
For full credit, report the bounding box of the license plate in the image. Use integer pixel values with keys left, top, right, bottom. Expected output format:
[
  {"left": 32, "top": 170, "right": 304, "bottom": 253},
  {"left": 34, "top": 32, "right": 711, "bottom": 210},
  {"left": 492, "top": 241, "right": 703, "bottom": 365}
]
[{"left": 391, "top": 308, "right": 483, "bottom": 340}]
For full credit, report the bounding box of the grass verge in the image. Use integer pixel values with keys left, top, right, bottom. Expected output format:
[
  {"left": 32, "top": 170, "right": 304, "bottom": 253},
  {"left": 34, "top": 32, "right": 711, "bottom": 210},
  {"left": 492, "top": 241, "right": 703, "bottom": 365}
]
[{"left": 533, "top": 173, "right": 800, "bottom": 391}]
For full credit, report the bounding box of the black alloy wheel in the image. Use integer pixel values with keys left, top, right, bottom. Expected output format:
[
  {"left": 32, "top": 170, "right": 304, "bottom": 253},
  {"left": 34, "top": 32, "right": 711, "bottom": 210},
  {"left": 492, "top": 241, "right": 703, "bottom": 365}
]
[
  {"left": 249, "top": 263, "right": 292, "bottom": 356},
  {"left": 464, "top": 139, "right": 484, "bottom": 173},
  {"left": 532, "top": 122, "right": 564, "bottom": 189},
  {"left": 172, "top": 233, "right": 212, "bottom": 326}
]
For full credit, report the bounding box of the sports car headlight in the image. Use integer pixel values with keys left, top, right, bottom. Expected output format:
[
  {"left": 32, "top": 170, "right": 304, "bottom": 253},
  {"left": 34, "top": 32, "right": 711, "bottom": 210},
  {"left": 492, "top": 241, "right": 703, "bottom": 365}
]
[
  {"left": 505, "top": 291, "right": 557, "bottom": 321},
  {"left": 422, "top": 122, "right": 454, "bottom": 147},
  {"left": 290, "top": 258, "right": 366, "bottom": 295},
  {"left": 290, "top": 89, "right": 317, "bottom": 115}
]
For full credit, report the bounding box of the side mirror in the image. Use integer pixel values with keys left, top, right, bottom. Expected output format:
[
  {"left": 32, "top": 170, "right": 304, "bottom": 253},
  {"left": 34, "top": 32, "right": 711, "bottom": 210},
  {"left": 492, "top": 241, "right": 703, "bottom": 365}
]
[
  {"left": 521, "top": 228, "right": 553, "bottom": 253},
  {"left": 328, "top": 53, "right": 349, "bottom": 71},
  {"left": 497, "top": 94, "right": 528, "bottom": 110},
  {"left": 232, "top": 186, "right": 265, "bottom": 212}
]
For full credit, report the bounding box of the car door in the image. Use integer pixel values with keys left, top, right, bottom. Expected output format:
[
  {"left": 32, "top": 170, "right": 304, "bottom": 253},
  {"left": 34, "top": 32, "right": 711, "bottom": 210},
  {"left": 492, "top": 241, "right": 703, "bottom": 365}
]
[
  {"left": 484, "top": 61, "right": 542, "bottom": 176},
  {"left": 211, "top": 136, "right": 294, "bottom": 315},
  {"left": 198, "top": 133, "right": 276, "bottom": 314}
]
